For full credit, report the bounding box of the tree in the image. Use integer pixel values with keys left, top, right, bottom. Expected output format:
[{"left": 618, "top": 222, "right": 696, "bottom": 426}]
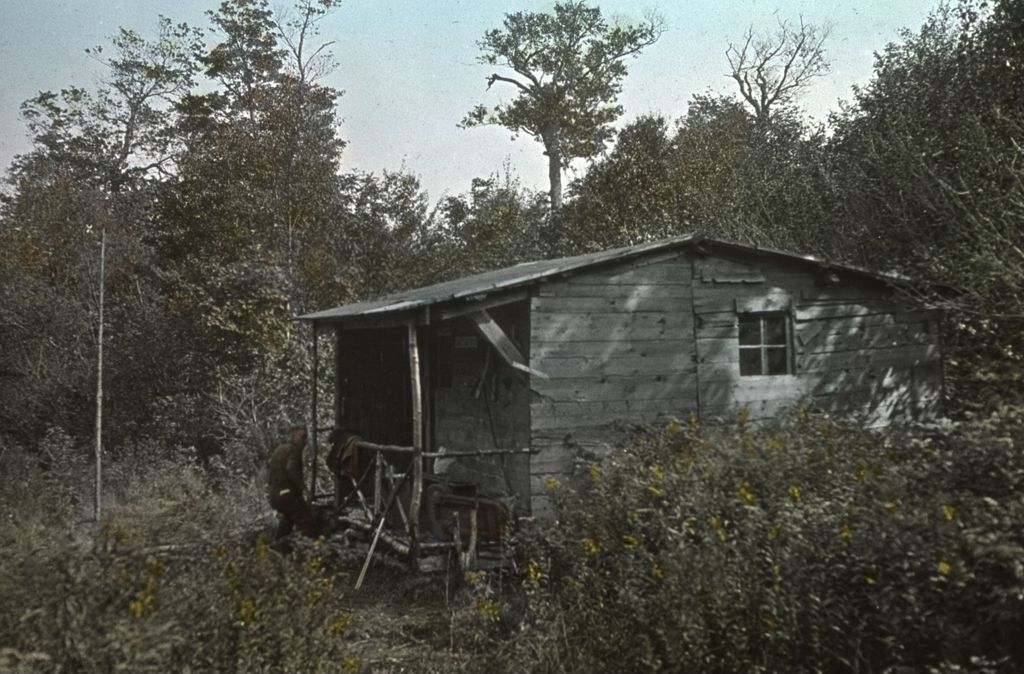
[
  {"left": 826, "top": 0, "right": 1024, "bottom": 412},
  {"left": 726, "top": 17, "right": 831, "bottom": 125},
  {"left": 19, "top": 17, "right": 202, "bottom": 193},
  {"left": 463, "top": 0, "right": 662, "bottom": 211},
  {"left": 441, "top": 169, "right": 550, "bottom": 271},
  {"left": 164, "top": 0, "right": 345, "bottom": 327},
  {"left": 567, "top": 114, "right": 683, "bottom": 249}
]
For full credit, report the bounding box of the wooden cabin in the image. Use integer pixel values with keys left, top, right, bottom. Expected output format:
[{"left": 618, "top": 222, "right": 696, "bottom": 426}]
[{"left": 299, "top": 235, "right": 942, "bottom": 522}]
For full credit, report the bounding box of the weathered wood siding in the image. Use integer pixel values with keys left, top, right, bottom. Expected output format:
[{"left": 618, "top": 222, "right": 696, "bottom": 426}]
[
  {"left": 529, "top": 253, "right": 698, "bottom": 517},
  {"left": 432, "top": 302, "right": 531, "bottom": 513},
  {"left": 693, "top": 253, "right": 942, "bottom": 424}
]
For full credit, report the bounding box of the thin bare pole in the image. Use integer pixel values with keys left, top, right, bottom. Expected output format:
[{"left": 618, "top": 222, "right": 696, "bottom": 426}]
[
  {"left": 94, "top": 227, "right": 106, "bottom": 521},
  {"left": 407, "top": 320, "right": 424, "bottom": 561},
  {"left": 310, "top": 321, "right": 319, "bottom": 499}
]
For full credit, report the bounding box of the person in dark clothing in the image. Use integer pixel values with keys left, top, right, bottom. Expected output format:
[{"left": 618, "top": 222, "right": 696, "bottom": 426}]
[{"left": 267, "top": 426, "right": 318, "bottom": 541}]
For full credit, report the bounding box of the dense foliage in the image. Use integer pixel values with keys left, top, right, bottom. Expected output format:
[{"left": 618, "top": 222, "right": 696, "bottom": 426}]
[
  {"left": 1, "top": 1, "right": 1022, "bottom": 671},
  {"left": 514, "top": 411, "right": 1024, "bottom": 672}
]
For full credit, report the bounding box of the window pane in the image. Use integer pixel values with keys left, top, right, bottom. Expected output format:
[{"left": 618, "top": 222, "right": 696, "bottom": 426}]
[
  {"left": 738, "top": 315, "right": 761, "bottom": 345},
  {"left": 766, "top": 347, "right": 789, "bottom": 375},
  {"left": 739, "top": 348, "right": 762, "bottom": 375},
  {"left": 764, "top": 316, "right": 787, "bottom": 345}
]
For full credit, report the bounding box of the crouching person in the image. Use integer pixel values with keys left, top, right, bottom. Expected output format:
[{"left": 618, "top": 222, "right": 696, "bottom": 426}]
[{"left": 268, "top": 426, "right": 319, "bottom": 547}]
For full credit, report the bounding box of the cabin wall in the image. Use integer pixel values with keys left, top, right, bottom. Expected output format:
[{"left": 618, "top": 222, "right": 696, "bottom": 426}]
[
  {"left": 529, "top": 253, "right": 698, "bottom": 517},
  {"left": 692, "top": 253, "right": 942, "bottom": 424},
  {"left": 431, "top": 302, "right": 532, "bottom": 513}
]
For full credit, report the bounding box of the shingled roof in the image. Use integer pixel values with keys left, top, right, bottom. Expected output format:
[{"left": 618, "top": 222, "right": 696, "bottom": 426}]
[{"left": 298, "top": 234, "right": 911, "bottom": 323}]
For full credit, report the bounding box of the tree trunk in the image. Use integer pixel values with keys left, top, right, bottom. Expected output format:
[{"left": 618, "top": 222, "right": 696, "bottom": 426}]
[
  {"left": 547, "top": 150, "right": 563, "bottom": 211},
  {"left": 542, "top": 126, "right": 563, "bottom": 211}
]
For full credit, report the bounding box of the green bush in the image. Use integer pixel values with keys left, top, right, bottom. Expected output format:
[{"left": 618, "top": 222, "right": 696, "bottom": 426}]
[
  {"left": 515, "top": 410, "right": 1024, "bottom": 673},
  {"left": 0, "top": 467, "right": 363, "bottom": 674}
]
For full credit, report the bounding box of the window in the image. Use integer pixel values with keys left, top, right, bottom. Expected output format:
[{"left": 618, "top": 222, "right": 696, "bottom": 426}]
[{"left": 738, "top": 313, "right": 791, "bottom": 376}]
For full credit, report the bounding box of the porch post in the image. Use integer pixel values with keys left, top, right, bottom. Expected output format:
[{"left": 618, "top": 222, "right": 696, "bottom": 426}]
[{"left": 407, "top": 319, "right": 424, "bottom": 560}]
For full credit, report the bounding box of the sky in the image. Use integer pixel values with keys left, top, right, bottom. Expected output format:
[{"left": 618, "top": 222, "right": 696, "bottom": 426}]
[{"left": 0, "top": 0, "right": 941, "bottom": 202}]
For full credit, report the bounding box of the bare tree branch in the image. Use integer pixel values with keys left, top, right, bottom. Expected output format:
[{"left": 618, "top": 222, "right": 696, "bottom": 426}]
[{"left": 726, "top": 16, "right": 832, "bottom": 124}]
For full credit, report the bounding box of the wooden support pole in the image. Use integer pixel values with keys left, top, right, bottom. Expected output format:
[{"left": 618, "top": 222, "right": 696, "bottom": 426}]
[
  {"left": 310, "top": 321, "right": 320, "bottom": 499},
  {"left": 94, "top": 227, "right": 106, "bottom": 522},
  {"left": 373, "top": 448, "right": 383, "bottom": 515},
  {"left": 407, "top": 320, "right": 424, "bottom": 559}
]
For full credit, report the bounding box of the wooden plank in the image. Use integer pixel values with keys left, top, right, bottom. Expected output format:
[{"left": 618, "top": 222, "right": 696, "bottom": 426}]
[
  {"left": 799, "top": 324, "right": 933, "bottom": 354},
  {"left": 468, "top": 309, "right": 548, "bottom": 379},
  {"left": 531, "top": 373, "right": 693, "bottom": 402},
  {"left": 532, "top": 294, "right": 691, "bottom": 314},
  {"left": 533, "top": 353, "right": 695, "bottom": 378},
  {"left": 532, "top": 338, "right": 690, "bottom": 359},
  {"left": 794, "top": 302, "right": 912, "bottom": 322},
  {"left": 536, "top": 283, "right": 692, "bottom": 299},
  {"left": 800, "top": 286, "right": 896, "bottom": 303},
  {"left": 564, "top": 262, "right": 692, "bottom": 285},
  {"left": 438, "top": 290, "right": 529, "bottom": 321},
  {"left": 699, "top": 375, "right": 803, "bottom": 404},
  {"left": 797, "top": 344, "right": 940, "bottom": 373},
  {"left": 699, "top": 258, "right": 765, "bottom": 283},
  {"left": 693, "top": 289, "right": 793, "bottom": 314},
  {"left": 530, "top": 398, "right": 697, "bottom": 430},
  {"left": 531, "top": 324, "right": 688, "bottom": 343}
]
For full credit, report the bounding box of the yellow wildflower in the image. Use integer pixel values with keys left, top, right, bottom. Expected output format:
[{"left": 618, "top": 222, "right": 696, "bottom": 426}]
[
  {"left": 665, "top": 418, "right": 682, "bottom": 437},
  {"left": 527, "top": 560, "right": 543, "bottom": 584},
  {"left": 238, "top": 597, "right": 259, "bottom": 625},
  {"left": 739, "top": 480, "right": 756, "bottom": 504},
  {"left": 589, "top": 464, "right": 602, "bottom": 483},
  {"left": 545, "top": 476, "right": 559, "bottom": 492},
  {"left": 840, "top": 521, "right": 853, "bottom": 541},
  {"left": 768, "top": 523, "right": 783, "bottom": 540},
  {"left": 308, "top": 556, "right": 323, "bottom": 574},
  {"left": 328, "top": 614, "right": 351, "bottom": 636},
  {"left": 648, "top": 484, "right": 663, "bottom": 497},
  {"left": 864, "top": 575, "right": 876, "bottom": 585},
  {"left": 474, "top": 596, "right": 502, "bottom": 621},
  {"left": 622, "top": 534, "right": 640, "bottom": 552},
  {"left": 788, "top": 484, "right": 801, "bottom": 503},
  {"left": 687, "top": 410, "right": 700, "bottom": 432},
  {"left": 795, "top": 404, "right": 810, "bottom": 425},
  {"left": 651, "top": 465, "right": 666, "bottom": 481},
  {"left": 581, "top": 537, "right": 600, "bottom": 555},
  {"left": 937, "top": 559, "right": 952, "bottom": 576},
  {"left": 147, "top": 557, "right": 166, "bottom": 577},
  {"left": 341, "top": 655, "right": 361, "bottom": 674},
  {"left": 650, "top": 563, "right": 665, "bottom": 580},
  {"left": 254, "top": 535, "right": 268, "bottom": 561},
  {"left": 942, "top": 504, "right": 955, "bottom": 523},
  {"left": 710, "top": 516, "right": 726, "bottom": 541}
]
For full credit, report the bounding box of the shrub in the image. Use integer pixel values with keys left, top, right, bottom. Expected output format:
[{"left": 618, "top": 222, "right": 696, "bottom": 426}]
[
  {"left": 515, "top": 411, "right": 1024, "bottom": 673},
  {"left": 0, "top": 469, "right": 362, "bottom": 673}
]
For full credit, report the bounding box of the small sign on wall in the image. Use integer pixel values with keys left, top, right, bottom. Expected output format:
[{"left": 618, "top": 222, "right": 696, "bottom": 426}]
[{"left": 455, "top": 336, "right": 478, "bottom": 349}]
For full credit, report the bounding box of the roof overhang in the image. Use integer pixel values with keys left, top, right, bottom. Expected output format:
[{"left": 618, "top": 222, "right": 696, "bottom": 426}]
[{"left": 297, "top": 234, "right": 936, "bottom": 328}]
